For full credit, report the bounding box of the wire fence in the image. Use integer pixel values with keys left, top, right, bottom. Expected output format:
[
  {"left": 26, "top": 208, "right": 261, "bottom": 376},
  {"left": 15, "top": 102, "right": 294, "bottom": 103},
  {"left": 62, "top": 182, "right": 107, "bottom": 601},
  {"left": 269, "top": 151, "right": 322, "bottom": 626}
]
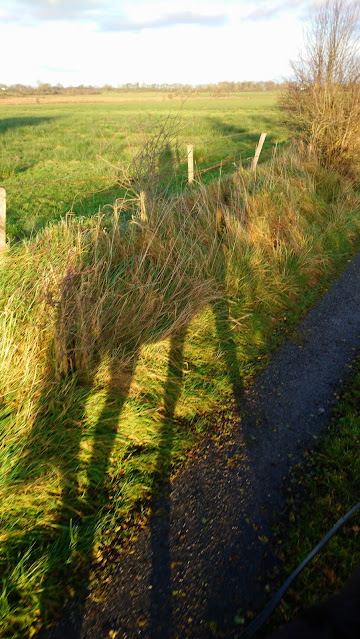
[
  {"left": 0, "top": 132, "right": 271, "bottom": 246},
  {"left": 195, "top": 143, "right": 261, "bottom": 176},
  {"left": 1, "top": 174, "right": 117, "bottom": 191},
  {"left": 0, "top": 135, "right": 270, "bottom": 193}
]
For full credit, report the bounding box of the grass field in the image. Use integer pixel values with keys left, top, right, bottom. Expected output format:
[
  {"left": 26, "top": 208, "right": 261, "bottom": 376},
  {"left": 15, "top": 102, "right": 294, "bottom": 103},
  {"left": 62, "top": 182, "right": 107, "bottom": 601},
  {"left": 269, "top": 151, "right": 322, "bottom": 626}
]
[
  {"left": 0, "top": 91, "right": 285, "bottom": 240},
  {"left": 1, "top": 93, "right": 360, "bottom": 638}
]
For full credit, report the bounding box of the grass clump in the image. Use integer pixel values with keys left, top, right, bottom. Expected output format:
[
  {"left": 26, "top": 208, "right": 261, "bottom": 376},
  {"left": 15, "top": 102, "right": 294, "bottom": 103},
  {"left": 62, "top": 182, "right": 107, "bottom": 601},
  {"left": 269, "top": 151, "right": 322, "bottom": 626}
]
[{"left": 1, "top": 147, "right": 360, "bottom": 637}]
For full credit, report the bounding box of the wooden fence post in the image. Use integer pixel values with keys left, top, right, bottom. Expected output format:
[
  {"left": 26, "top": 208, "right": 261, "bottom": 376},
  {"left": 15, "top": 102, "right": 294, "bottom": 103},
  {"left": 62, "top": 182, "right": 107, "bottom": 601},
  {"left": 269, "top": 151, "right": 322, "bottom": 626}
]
[
  {"left": 251, "top": 133, "right": 267, "bottom": 172},
  {"left": 0, "top": 187, "right": 6, "bottom": 251},
  {"left": 187, "top": 144, "right": 194, "bottom": 186},
  {"left": 140, "top": 190, "right": 148, "bottom": 223}
]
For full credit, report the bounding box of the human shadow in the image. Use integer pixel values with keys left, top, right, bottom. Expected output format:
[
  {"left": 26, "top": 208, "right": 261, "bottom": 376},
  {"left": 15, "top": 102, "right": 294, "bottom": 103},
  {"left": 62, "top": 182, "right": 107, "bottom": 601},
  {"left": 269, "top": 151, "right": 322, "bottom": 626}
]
[
  {"left": 23, "top": 316, "right": 193, "bottom": 636},
  {"left": 154, "top": 141, "right": 180, "bottom": 198},
  {"left": 158, "top": 142, "right": 176, "bottom": 182},
  {"left": 148, "top": 326, "right": 188, "bottom": 638},
  {"left": 11, "top": 326, "right": 137, "bottom": 629},
  {"left": 134, "top": 140, "right": 182, "bottom": 201},
  {"left": 148, "top": 223, "right": 243, "bottom": 638}
]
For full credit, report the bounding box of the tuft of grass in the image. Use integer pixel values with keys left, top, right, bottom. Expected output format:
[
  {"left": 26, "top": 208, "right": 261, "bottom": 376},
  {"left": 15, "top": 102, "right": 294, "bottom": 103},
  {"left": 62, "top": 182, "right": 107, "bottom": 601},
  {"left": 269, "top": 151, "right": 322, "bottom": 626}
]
[{"left": 1, "top": 147, "right": 360, "bottom": 637}]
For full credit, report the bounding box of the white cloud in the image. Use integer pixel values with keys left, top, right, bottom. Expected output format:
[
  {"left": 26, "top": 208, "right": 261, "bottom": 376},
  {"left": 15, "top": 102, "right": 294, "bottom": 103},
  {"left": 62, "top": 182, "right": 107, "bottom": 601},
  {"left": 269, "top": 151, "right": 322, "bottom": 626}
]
[
  {"left": 98, "top": 10, "right": 227, "bottom": 32},
  {"left": 1, "top": 0, "right": 314, "bottom": 26},
  {"left": 1, "top": 0, "right": 107, "bottom": 23},
  {"left": 243, "top": 0, "right": 316, "bottom": 22},
  {"left": 1, "top": 0, "right": 228, "bottom": 27}
]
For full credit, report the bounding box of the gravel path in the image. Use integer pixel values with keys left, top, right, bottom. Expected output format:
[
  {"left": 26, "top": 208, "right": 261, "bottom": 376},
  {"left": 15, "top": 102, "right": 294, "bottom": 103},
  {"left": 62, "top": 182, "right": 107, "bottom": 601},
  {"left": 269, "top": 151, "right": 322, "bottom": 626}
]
[{"left": 49, "top": 252, "right": 360, "bottom": 639}]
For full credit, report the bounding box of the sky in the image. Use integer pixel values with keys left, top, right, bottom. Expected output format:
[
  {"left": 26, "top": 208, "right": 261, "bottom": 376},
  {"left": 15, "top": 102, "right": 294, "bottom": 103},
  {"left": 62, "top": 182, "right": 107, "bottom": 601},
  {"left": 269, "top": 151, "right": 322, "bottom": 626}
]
[{"left": 0, "top": 0, "right": 321, "bottom": 87}]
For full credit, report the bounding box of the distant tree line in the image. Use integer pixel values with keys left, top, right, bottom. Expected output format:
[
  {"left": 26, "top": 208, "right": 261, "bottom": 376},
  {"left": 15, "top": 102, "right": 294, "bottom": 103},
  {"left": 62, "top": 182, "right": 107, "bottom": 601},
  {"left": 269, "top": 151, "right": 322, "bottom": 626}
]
[
  {"left": 0, "top": 83, "right": 102, "bottom": 96},
  {"left": 0, "top": 80, "right": 283, "bottom": 97}
]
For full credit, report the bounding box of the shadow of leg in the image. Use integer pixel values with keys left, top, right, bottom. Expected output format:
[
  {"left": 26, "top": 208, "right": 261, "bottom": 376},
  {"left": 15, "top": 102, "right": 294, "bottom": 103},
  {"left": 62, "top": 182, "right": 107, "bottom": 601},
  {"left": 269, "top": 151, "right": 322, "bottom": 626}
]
[
  {"left": 40, "top": 357, "right": 136, "bottom": 638},
  {"left": 212, "top": 296, "right": 243, "bottom": 408},
  {"left": 28, "top": 376, "right": 95, "bottom": 631},
  {"left": 73, "top": 357, "right": 137, "bottom": 635},
  {"left": 149, "top": 327, "right": 187, "bottom": 639}
]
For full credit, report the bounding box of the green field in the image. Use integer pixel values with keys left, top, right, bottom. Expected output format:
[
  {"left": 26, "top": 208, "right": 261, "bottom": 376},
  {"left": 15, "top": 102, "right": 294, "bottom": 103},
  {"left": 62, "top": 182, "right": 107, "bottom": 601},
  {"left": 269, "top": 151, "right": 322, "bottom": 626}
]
[{"left": 0, "top": 92, "right": 285, "bottom": 240}]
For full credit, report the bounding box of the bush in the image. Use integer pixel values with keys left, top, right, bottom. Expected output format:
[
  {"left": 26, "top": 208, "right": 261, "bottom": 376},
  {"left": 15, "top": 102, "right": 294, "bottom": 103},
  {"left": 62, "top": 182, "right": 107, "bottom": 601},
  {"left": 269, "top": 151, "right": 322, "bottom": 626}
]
[{"left": 280, "top": 0, "right": 360, "bottom": 174}]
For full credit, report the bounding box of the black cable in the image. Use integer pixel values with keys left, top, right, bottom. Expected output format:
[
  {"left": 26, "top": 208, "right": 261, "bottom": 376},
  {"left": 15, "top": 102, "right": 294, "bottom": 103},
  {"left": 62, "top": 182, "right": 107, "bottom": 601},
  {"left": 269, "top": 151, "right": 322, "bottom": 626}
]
[{"left": 239, "top": 501, "right": 360, "bottom": 639}]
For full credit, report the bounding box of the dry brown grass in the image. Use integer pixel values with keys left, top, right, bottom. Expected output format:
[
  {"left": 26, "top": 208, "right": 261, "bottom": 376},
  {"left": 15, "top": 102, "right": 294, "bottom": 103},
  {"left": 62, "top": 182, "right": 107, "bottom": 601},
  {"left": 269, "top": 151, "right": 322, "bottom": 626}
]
[{"left": 0, "top": 92, "right": 212, "bottom": 106}]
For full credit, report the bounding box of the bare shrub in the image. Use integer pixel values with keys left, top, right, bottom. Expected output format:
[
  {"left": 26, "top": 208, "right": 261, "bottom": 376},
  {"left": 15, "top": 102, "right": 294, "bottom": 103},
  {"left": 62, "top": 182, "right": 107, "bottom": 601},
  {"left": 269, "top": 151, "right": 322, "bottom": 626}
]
[
  {"left": 280, "top": 0, "right": 360, "bottom": 174},
  {"left": 98, "top": 107, "right": 194, "bottom": 225},
  {"left": 130, "top": 111, "right": 184, "bottom": 198}
]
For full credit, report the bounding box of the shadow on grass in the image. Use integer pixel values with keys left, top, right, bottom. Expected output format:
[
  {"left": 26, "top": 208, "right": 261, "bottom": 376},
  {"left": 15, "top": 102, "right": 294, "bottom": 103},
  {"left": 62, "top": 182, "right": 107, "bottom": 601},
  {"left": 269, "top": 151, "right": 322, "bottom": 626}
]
[
  {"left": 7, "top": 180, "right": 127, "bottom": 243},
  {"left": 204, "top": 117, "right": 248, "bottom": 142},
  {"left": 185, "top": 117, "right": 275, "bottom": 185},
  {"left": 0, "top": 116, "right": 54, "bottom": 134},
  {"left": 148, "top": 302, "right": 243, "bottom": 638},
  {"left": 24, "top": 329, "right": 191, "bottom": 637},
  {"left": 206, "top": 117, "right": 281, "bottom": 154}
]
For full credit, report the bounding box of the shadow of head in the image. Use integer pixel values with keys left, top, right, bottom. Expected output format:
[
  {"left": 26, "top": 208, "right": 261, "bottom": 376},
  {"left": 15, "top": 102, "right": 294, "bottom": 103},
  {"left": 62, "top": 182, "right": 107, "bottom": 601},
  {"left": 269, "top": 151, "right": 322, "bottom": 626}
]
[{"left": 51, "top": 195, "right": 228, "bottom": 385}]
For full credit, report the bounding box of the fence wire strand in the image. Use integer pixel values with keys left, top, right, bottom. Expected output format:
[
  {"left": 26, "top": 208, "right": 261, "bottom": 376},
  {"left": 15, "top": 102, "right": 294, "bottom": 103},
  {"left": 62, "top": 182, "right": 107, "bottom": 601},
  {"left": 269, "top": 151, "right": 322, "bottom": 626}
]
[{"left": 1, "top": 138, "right": 273, "bottom": 192}]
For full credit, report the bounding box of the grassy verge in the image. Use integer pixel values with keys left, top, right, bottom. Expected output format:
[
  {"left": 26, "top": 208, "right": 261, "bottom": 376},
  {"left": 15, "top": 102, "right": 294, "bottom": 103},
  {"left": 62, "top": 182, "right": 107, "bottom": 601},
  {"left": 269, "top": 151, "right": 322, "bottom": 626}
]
[
  {"left": 1, "top": 148, "right": 360, "bottom": 638},
  {"left": 261, "top": 355, "right": 360, "bottom": 637}
]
